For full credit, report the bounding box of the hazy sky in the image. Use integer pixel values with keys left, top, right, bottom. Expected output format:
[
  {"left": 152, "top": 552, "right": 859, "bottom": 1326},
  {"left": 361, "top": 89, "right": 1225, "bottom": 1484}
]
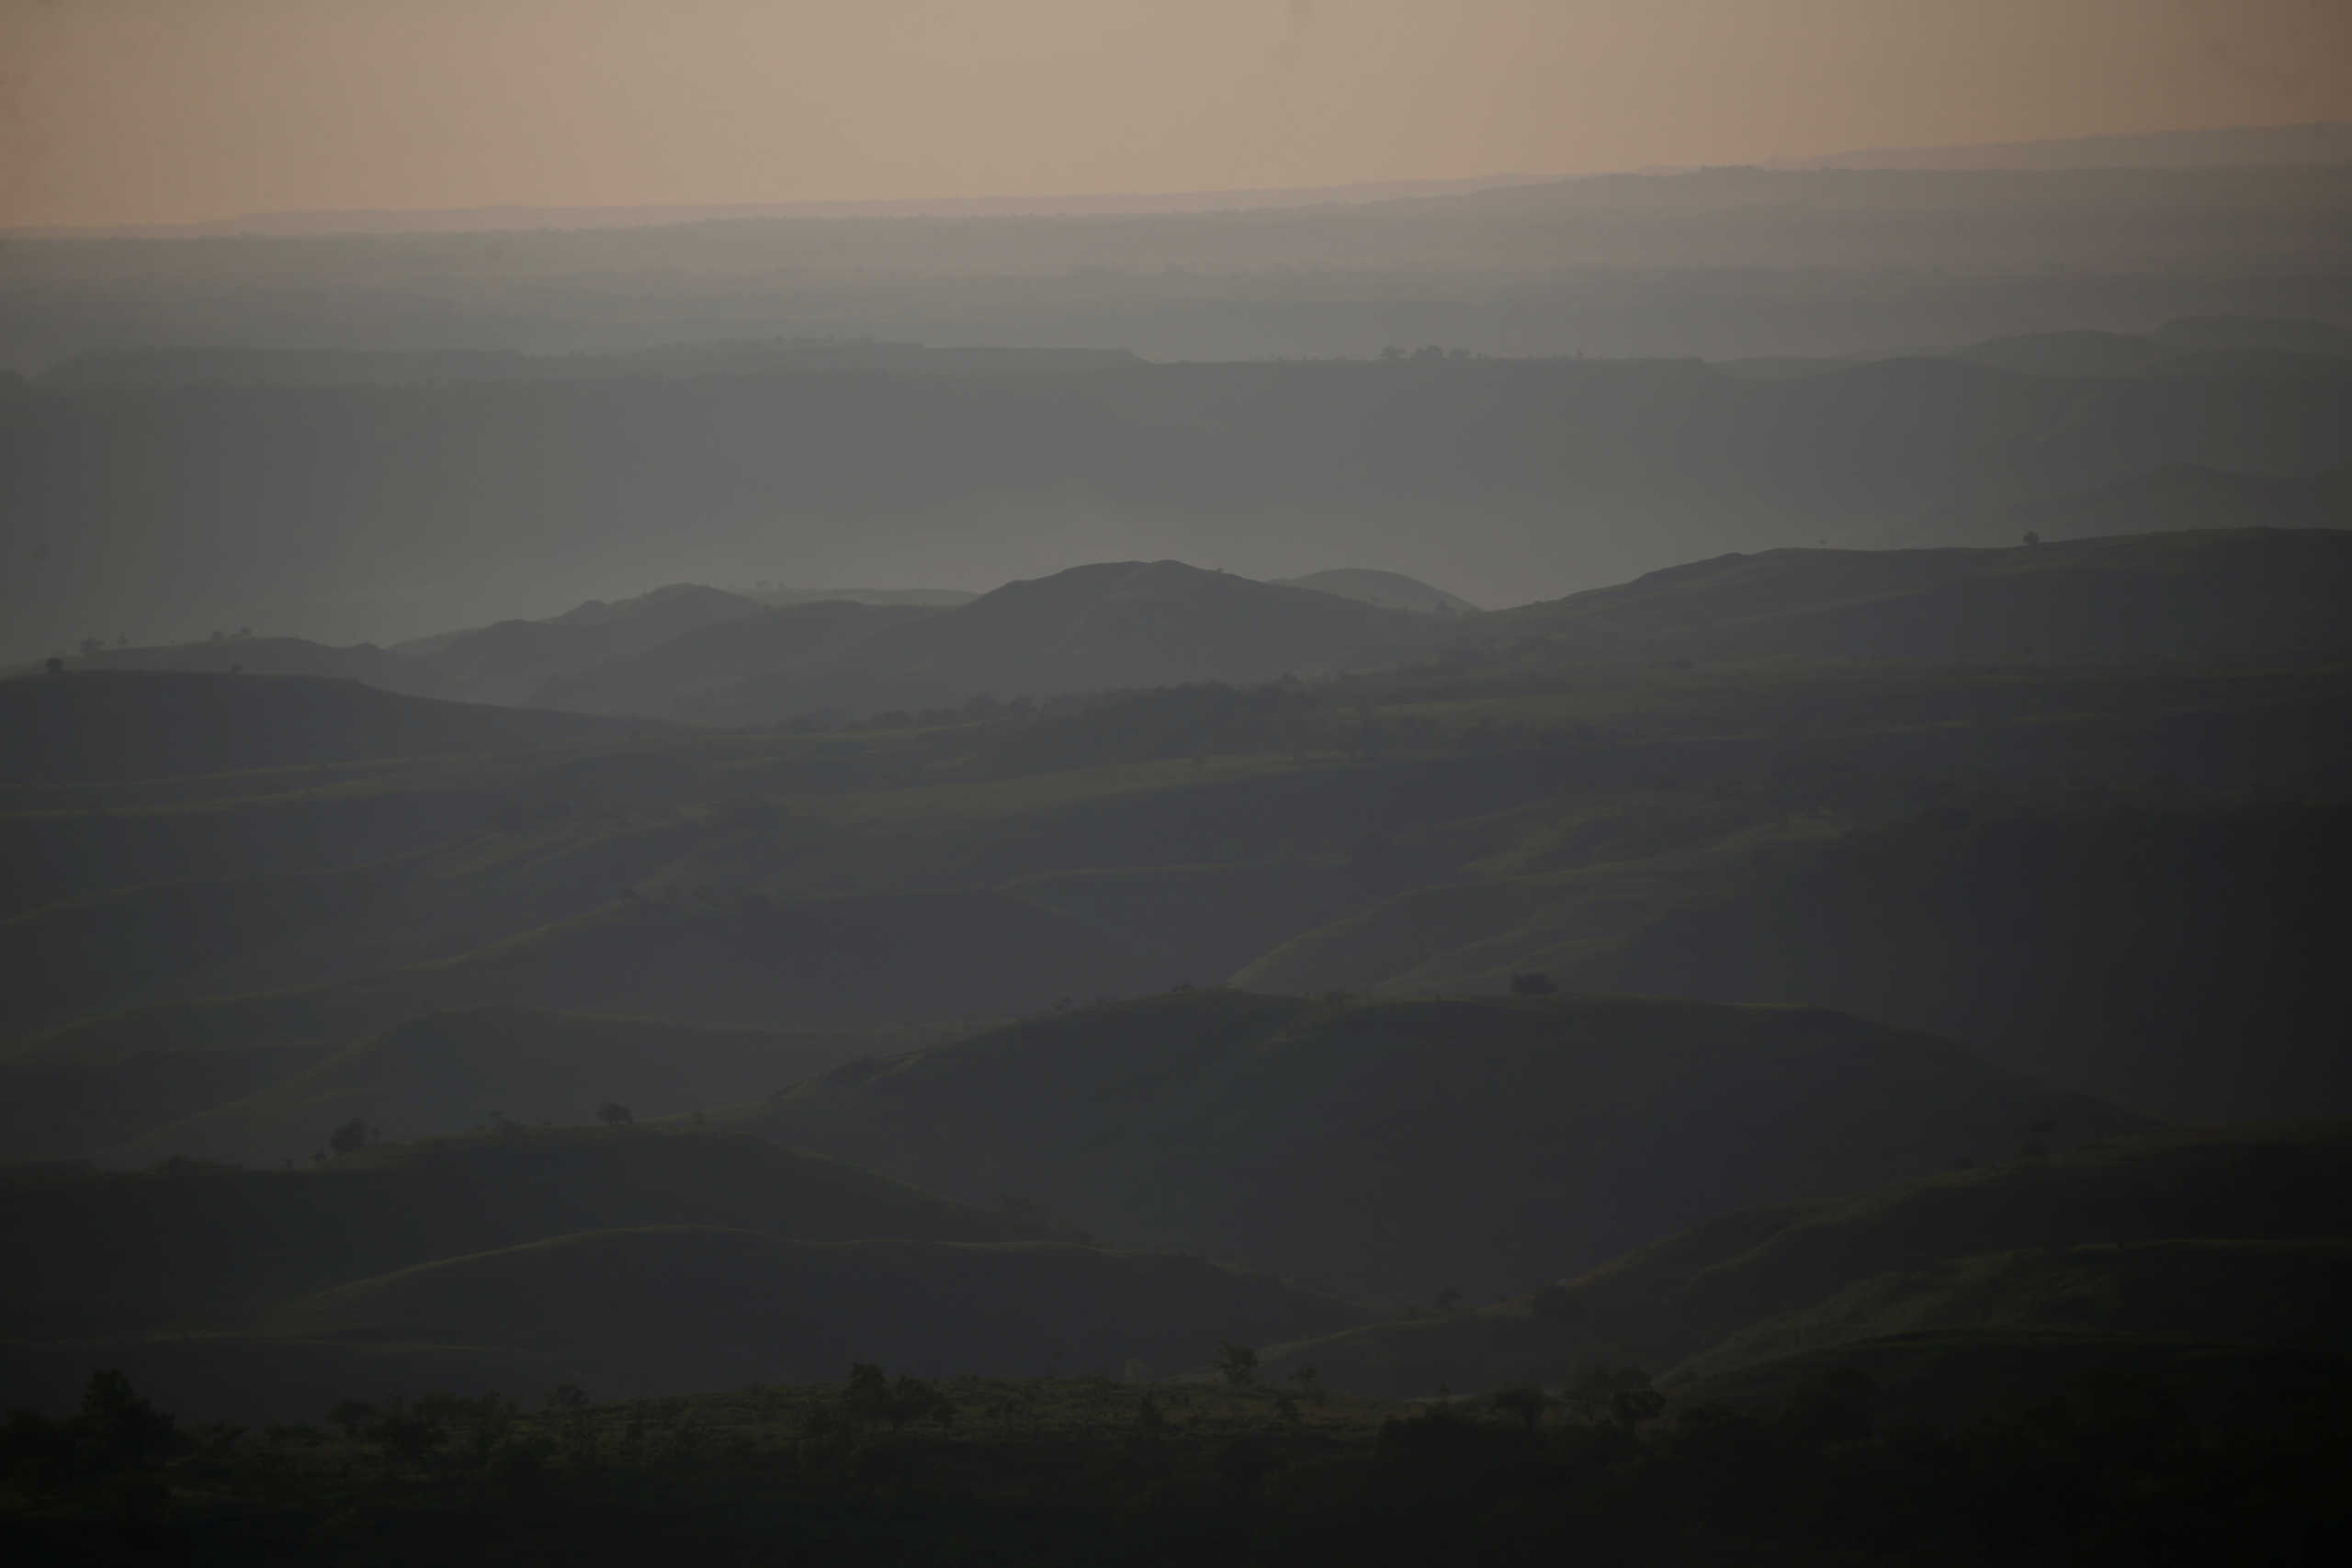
[{"left": 4, "top": 0, "right": 2348, "bottom": 227}]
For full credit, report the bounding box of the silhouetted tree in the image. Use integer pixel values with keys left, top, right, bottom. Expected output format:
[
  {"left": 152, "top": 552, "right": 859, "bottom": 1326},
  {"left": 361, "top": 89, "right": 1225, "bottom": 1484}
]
[
  {"left": 1216, "top": 1343, "right": 1259, "bottom": 1388},
  {"left": 78, "top": 1371, "right": 180, "bottom": 1471},
  {"left": 327, "top": 1118, "right": 373, "bottom": 1156},
  {"left": 43, "top": 657, "right": 62, "bottom": 676},
  {"left": 1566, "top": 1364, "right": 1663, "bottom": 1428},
  {"left": 1490, "top": 1384, "right": 1547, "bottom": 1428},
  {"left": 597, "top": 1101, "right": 634, "bottom": 1128}
]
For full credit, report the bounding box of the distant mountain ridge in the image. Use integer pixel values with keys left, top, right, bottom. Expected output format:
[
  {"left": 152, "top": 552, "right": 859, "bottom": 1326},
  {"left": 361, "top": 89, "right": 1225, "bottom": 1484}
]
[
  {"left": 655, "top": 559, "right": 1438, "bottom": 724},
  {"left": 1272, "top": 569, "right": 1477, "bottom": 615},
  {"left": 1487, "top": 528, "right": 2352, "bottom": 667},
  {"left": 1776, "top": 120, "right": 2352, "bottom": 173}
]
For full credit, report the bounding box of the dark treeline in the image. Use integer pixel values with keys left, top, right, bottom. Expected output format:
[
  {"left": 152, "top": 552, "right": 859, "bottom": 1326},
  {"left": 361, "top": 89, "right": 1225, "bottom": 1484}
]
[{"left": 5, "top": 1357, "right": 2346, "bottom": 1567}]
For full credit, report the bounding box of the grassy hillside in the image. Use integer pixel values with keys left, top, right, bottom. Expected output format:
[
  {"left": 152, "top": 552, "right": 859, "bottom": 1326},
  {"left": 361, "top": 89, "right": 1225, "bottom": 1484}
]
[
  {"left": 746, "top": 988, "right": 2137, "bottom": 1303},
  {"left": 1257, "top": 1121, "right": 2352, "bottom": 1396},
  {"left": 263, "top": 1225, "right": 1360, "bottom": 1389},
  {"left": 14, "top": 888, "right": 1177, "bottom": 1079},
  {"left": 1598, "top": 802, "right": 2352, "bottom": 1121},
  {"left": 1675, "top": 1239, "right": 2352, "bottom": 1382},
  {"left": 98, "top": 1008, "right": 886, "bottom": 1168},
  {"left": 0, "top": 1131, "right": 1024, "bottom": 1337}
]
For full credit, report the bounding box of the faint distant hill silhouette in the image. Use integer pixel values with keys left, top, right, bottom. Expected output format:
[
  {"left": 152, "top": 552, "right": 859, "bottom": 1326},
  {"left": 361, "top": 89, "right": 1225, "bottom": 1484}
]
[
  {"left": 1773, "top": 120, "right": 2352, "bottom": 172},
  {"left": 1272, "top": 569, "right": 1477, "bottom": 615},
  {"left": 531, "top": 601, "right": 937, "bottom": 719},
  {"left": 1485, "top": 528, "right": 2352, "bottom": 667},
  {"left": 385, "top": 583, "right": 764, "bottom": 707},
  {"left": 678, "top": 560, "right": 1438, "bottom": 724},
  {"left": 0, "top": 671, "right": 659, "bottom": 786},
  {"left": 16, "top": 175, "right": 1539, "bottom": 239}
]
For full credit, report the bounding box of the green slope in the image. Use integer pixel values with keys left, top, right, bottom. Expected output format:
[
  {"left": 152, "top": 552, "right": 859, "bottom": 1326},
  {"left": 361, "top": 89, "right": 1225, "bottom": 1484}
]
[
  {"left": 1258, "top": 1121, "right": 2352, "bottom": 1397},
  {"left": 99, "top": 1007, "right": 886, "bottom": 1168},
  {"left": 261, "top": 1224, "right": 1361, "bottom": 1390},
  {"left": 0, "top": 1131, "right": 1023, "bottom": 1337},
  {"left": 1675, "top": 1239, "right": 2352, "bottom": 1382},
  {"left": 16, "top": 888, "right": 1176, "bottom": 1071},
  {"left": 747, "top": 988, "right": 2137, "bottom": 1303}
]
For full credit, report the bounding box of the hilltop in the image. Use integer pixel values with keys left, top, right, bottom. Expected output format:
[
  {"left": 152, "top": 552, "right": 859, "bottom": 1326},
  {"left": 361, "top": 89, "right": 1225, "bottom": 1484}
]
[
  {"left": 384, "top": 582, "right": 764, "bottom": 706},
  {"left": 680, "top": 560, "right": 1436, "bottom": 724},
  {"left": 1484, "top": 528, "right": 2352, "bottom": 668},
  {"left": 745, "top": 988, "right": 2136, "bottom": 1303},
  {"left": 66, "top": 582, "right": 769, "bottom": 708},
  {"left": 1271, "top": 570, "right": 1477, "bottom": 615}
]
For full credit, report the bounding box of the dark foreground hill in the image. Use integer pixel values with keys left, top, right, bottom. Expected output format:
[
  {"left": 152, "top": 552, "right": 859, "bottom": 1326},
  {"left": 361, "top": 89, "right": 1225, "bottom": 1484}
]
[
  {"left": 15, "top": 890, "right": 1180, "bottom": 1111},
  {"left": 1599, "top": 802, "right": 2352, "bottom": 1122},
  {"left": 1241, "top": 800, "right": 2352, "bottom": 1122},
  {"left": 746, "top": 989, "right": 2137, "bottom": 1303},
  {"left": 1258, "top": 1121, "right": 2352, "bottom": 1398},
  {"left": 260, "top": 1225, "right": 1358, "bottom": 1392},
  {"left": 0, "top": 1132, "right": 1024, "bottom": 1339},
  {"left": 0, "top": 671, "right": 662, "bottom": 784},
  {"left": 1488, "top": 528, "right": 2352, "bottom": 668},
  {"left": 94, "top": 1008, "right": 885, "bottom": 1169}
]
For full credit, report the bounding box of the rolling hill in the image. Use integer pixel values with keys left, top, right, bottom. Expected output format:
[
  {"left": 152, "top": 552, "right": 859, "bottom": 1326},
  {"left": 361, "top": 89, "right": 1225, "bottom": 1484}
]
[
  {"left": 9, "top": 887, "right": 1179, "bottom": 1107},
  {"left": 745, "top": 988, "right": 2138, "bottom": 1303},
  {"left": 1238, "top": 800, "right": 2352, "bottom": 1123},
  {"left": 260, "top": 1225, "right": 1360, "bottom": 1392},
  {"left": 1671, "top": 1239, "right": 2352, "bottom": 1384},
  {"left": 1272, "top": 570, "right": 1478, "bottom": 615},
  {"left": 666, "top": 560, "right": 1437, "bottom": 724},
  {"left": 1598, "top": 802, "right": 2352, "bottom": 1122},
  {"left": 1487, "top": 528, "right": 2352, "bottom": 668},
  {"left": 1255, "top": 1121, "right": 2352, "bottom": 1398},
  {"left": 96, "top": 1008, "right": 887, "bottom": 1169},
  {"left": 385, "top": 582, "right": 765, "bottom": 706},
  {"left": 529, "top": 599, "right": 938, "bottom": 719},
  {"left": 0, "top": 1131, "right": 1028, "bottom": 1338},
  {"left": 0, "top": 670, "right": 662, "bottom": 785},
  {"left": 1974, "top": 463, "right": 2352, "bottom": 542}
]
